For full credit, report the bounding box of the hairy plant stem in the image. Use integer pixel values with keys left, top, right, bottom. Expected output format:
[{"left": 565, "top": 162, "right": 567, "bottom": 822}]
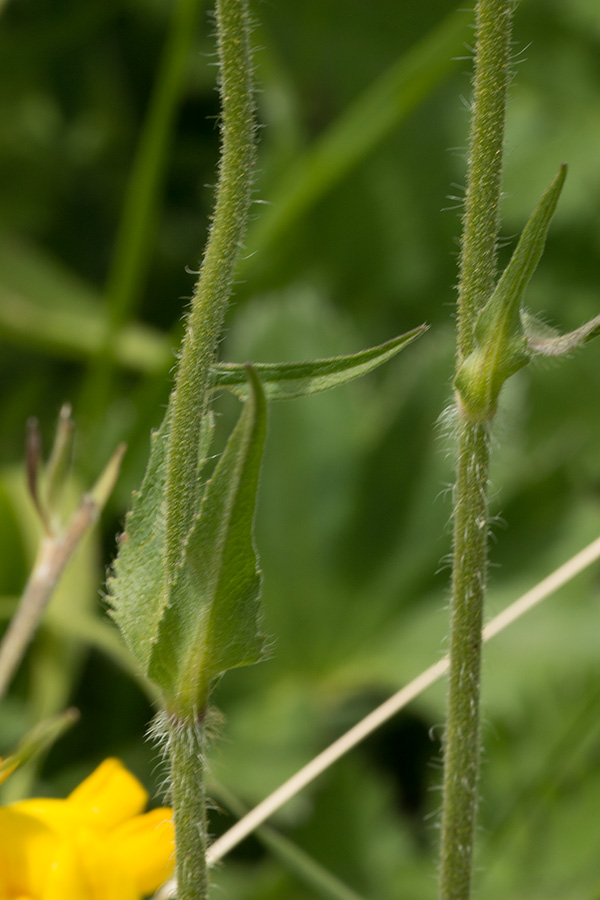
[
  {"left": 456, "top": 0, "right": 512, "bottom": 360},
  {"left": 168, "top": 717, "right": 209, "bottom": 900},
  {"left": 165, "top": 0, "right": 255, "bottom": 580},
  {"left": 163, "top": 0, "right": 255, "bottom": 896},
  {"left": 440, "top": 421, "right": 490, "bottom": 899},
  {"left": 440, "top": 1, "right": 513, "bottom": 898}
]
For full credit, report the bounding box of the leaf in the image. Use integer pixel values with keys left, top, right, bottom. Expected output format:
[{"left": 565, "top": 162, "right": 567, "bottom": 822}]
[
  {"left": 212, "top": 326, "right": 428, "bottom": 401},
  {"left": 108, "top": 413, "right": 170, "bottom": 673},
  {"left": 110, "top": 322, "right": 420, "bottom": 711},
  {"left": 148, "top": 366, "right": 268, "bottom": 712},
  {"left": 108, "top": 390, "right": 218, "bottom": 679},
  {"left": 0, "top": 709, "right": 79, "bottom": 786},
  {"left": 455, "top": 165, "right": 567, "bottom": 421},
  {"left": 522, "top": 310, "right": 600, "bottom": 356},
  {"left": 486, "top": 165, "right": 567, "bottom": 332},
  {"left": 0, "top": 236, "right": 170, "bottom": 372}
]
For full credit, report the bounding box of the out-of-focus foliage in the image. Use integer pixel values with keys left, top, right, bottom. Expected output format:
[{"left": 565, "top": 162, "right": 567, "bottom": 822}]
[{"left": 1, "top": 0, "right": 599, "bottom": 898}]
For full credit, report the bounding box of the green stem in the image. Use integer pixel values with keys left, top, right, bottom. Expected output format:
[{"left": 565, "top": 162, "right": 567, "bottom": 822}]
[
  {"left": 165, "top": 0, "right": 256, "bottom": 577},
  {"left": 162, "top": 1, "right": 255, "bottom": 895},
  {"left": 167, "top": 716, "right": 209, "bottom": 900},
  {"left": 440, "top": 1, "right": 513, "bottom": 898},
  {"left": 456, "top": 0, "right": 512, "bottom": 361},
  {"left": 439, "top": 421, "right": 490, "bottom": 899}
]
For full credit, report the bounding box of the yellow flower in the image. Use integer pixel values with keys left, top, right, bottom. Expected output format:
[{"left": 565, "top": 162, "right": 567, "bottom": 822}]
[{"left": 0, "top": 757, "right": 174, "bottom": 900}]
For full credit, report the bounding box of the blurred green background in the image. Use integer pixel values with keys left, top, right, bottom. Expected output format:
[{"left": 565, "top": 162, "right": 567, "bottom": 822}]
[{"left": 1, "top": 0, "right": 600, "bottom": 897}]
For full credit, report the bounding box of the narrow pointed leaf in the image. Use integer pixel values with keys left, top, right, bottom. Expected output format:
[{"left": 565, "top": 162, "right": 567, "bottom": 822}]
[
  {"left": 522, "top": 310, "right": 600, "bottom": 356},
  {"left": 212, "top": 325, "right": 428, "bottom": 401},
  {"left": 455, "top": 165, "right": 567, "bottom": 421},
  {"left": 481, "top": 164, "right": 567, "bottom": 343},
  {"left": 149, "top": 366, "right": 267, "bottom": 712}
]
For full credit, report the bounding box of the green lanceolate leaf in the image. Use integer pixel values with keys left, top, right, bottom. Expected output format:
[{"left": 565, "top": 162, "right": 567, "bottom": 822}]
[
  {"left": 148, "top": 366, "right": 268, "bottom": 714},
  {"left": 110, "top": 322, "right": 418, "bottom": 708},
  {"left": 455, "top": 165, "right": 567, "bottom": 421},
  {"left": 212, "top": 325, "right": 428, "bottom": 401}
]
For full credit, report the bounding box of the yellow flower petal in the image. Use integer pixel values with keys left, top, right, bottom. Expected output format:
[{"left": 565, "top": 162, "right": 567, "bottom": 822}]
[
  {"left": 0, "top": 759, "right": 173, "bottom": 900},
  {"left": 67, "top": 758, "right": 148, "bottom": 828},
  {"left": 15, "top": 798, "right": 81, "bottom": 833},
  {"left": 62, "top": 827, "right": 139, "bottom": 900},
  {"left": 0, "top": 807, "right": 88, "bottom": 900},
  {"left": 42, "top": 839, "right": 94, "bottom": 900},
  {"left": 0, "top": 807, "right": 55, "bottom": 897},
  {"left": 109, "top": 808, "right": 175, "bottom": 895}
]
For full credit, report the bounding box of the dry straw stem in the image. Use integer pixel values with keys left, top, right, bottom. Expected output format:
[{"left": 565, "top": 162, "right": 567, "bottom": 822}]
[
  {"left": 152, "top": 532, "right": 600, "bottom": 900},
  {"left": 0, "top": 444, "right": 125, "bottom": 702},
  {"left": 0, "top": 506, "right": 97, "bottom": 701}
]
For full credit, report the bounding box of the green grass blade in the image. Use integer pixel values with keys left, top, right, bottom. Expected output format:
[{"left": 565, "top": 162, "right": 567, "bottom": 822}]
[
  {"left": 243, "top": 9, "right": 469, "bottom": 262},
  {"left": 103, "top": 0, "right": 206, "bottom": 330},
  {"left": 214, "top": 781, "right": 368, "bottom": 900},
  {"left": 0, "top": 237, "right": 171, "bottom": 371},
  {"left": 80, "top": 0, "right": 206, "bottom": 415}
]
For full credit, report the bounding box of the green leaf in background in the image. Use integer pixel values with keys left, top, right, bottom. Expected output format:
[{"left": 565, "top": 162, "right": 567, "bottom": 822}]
[
  {"left": 149, "top": 366, "right": 267, "bottom": 713},
  {"left": 0, "top": 236, "right": 171, "bottom": 373},
  {"left": 455, "top": 165, "right": 567, "bottom": 421},
  {"left": 213, "top": 780, "right": 368, "bottom": 900},
  {"left": 0, "top": 708, "right": 79, "bottom": 786},
  {"left": 213, "top": 326, "right": 428, "bottom": 401},
  {"left": 243, "top": 8, "right": 470, "bottom": 265}
]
